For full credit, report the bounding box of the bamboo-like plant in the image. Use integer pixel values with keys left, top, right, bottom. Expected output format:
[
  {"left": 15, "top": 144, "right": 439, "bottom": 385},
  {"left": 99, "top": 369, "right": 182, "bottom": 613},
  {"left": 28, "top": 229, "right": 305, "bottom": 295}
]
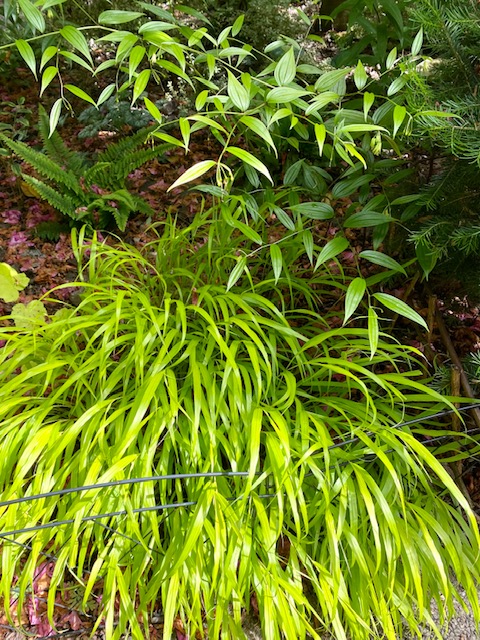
[{"left": 0, "top": 215, "right": 479, "bottom": 639}]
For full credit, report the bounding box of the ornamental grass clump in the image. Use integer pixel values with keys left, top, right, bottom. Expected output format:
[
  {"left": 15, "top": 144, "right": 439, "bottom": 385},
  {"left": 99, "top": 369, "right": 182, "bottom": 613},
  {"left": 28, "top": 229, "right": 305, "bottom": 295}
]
[{"left": 0, "top": 216, "right": 479, "bottom": 639}]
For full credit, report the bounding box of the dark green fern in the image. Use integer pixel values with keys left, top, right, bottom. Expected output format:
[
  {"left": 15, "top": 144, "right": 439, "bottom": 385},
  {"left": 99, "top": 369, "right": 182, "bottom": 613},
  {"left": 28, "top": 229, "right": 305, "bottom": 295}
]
[{"left": 0, "top": 109, "right": 172, "bottom": 232}]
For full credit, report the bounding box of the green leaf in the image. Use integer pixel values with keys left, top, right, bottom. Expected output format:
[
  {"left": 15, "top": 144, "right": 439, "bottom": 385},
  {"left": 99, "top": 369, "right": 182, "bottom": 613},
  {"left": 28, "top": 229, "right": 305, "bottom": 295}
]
[
  {"left": 332, "top": 174, "right": 374, "bottom": 199},
  {"left": 60, "top": 26, "right": 93, "bottom": 65},
  {"left": 289, "top": 202, "right": 334, "bottom": 220},
  {"left": 15, "top": 39, "right": 37, "bottom": 79},
  {"left": 128, "top": 45, "right": 146, "bottom": 79},
  {"left": 132, "top": 68, "right": 151, "bottom": 104},
  {"left": 144, "top": 97, "right": 163, "bottom": 123},
  {"left": 270, "top": 244, "right": 282, "bottom": 283},
  {"left": 363, "top": 92, "right": 375, "bottom": 120},
  {"left": 59, "top": 50, "right": 93, "bottom": 72},
  {"left": 98, "top": 10, "right": 144, "bottom": 24},
  {"left": 97, "top": 84, "right": 116, "bottom": 106},
  {"left": 266, "top": 87, "right": 309, "bottom": 103},
  {"left": 274, "top": 47, "right": 296, "bottom": 86},
  {"left": 344, "top": 211, "right": 392, "bottom": 228},
  {"left": 40, "top": 66, "right": 58, "bottom": 96},
  {"left": 49, "top": 98, "right": 62, "bottom": 136},
  {"left": 315, "top": 236, "right": 349, "bottom": 270},
  {"left": 227, "top": 72, "right": 250, "bottom": 111},
  {"left": 239, "top": 116, "right": 276, "bottom": 154},
  {"left": 359, "top": 250, "right": 406, "bottom": 274},
  {"left": 40, "top": 45, "right": 57, "bottom": 71},
  {"left": 374, "top": 292, "right": 428, "bottom": 330},
  {"left": 386, "top": 47, "right": 397, "bottom": 70},
  {"left": 314, "top": 68, "right": 349, "bottom": 91},
  {"left": 11, "top": 300, "right": 47, "bottom": 329},
  {"left": 226, "top": 146, "right": 273, "bottom": 183},
  {"left": 232, "top": 14, "right": 244, "bottom": 36},
  {"left": 393, "top": 105, "right": 407, "bottom": 137},
  {"left": 344, "top": 277, "right": 366, "bottom": 324},
  {"left": 353, "top": 60, "right": 368, "bottom": 90},
  {"left": 314, "top": 123, "right": 326, "bottom": 155},
  {"left": 18, "top": 0, "right": 45, "bottom": 32},
  {"left": 368, "top": 307, "right": 379, "bottom": 358},
  {"left": 302, "top": 229, "right": 314, "bottom": 263},
  {"left": 227, "top": 256, "right": 247, "bottom": 290},
  {"left": 411, "top": 28, "right": 423, "bottom": 56},
  {"left": 167, "top": 160, "right": 216, "bottom": 191},
  {"left": 65, "top": 84, "right": 96, "bottom": 106},
  {"left": 387, "top": 76, "right": 406, "bottom": 96}
]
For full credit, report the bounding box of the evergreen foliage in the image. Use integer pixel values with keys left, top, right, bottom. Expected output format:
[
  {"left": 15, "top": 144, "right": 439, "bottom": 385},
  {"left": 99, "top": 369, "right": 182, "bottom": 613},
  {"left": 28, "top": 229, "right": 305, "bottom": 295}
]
[
  {"left": 0, "top": 110, "right": 169, "bottom": 231},
  {"left": 404, "top": 0, "right": 480, "bottom": 293}
]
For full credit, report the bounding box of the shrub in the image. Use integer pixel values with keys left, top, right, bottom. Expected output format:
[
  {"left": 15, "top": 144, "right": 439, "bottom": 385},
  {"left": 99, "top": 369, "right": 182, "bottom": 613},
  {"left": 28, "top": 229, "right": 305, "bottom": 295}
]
[{"left": 0, "top": 216, "right": 479, "bottom": 639}]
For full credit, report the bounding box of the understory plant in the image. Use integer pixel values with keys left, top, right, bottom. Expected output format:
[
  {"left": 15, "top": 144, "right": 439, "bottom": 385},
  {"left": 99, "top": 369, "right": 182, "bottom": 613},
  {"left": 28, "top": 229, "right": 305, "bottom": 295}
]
[
  {"left": 0, "top": 215, "right": 479, "bottom": 640},
  {"left": 0, "top": 108, "right": 171, "bottom": 231}
]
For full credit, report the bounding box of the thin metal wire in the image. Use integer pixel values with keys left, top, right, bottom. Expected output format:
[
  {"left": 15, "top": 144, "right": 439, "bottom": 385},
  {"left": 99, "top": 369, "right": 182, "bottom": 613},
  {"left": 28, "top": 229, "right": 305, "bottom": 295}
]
[{"left": 1, "top": 403, "right": 479, "bottom": 511}]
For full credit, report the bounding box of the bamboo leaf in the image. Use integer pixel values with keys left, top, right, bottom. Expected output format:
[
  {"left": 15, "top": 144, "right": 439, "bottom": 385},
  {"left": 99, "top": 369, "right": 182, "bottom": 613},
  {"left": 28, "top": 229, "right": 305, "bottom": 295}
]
[
  {"left": 270, "top": 244, "right": 282, "bottom": 283},
  {"left": 374, "top": 292, "right": 428, "bottom": 330},
  {"left": 274, "top": 47, "right": 296, "bottom": 86},
  {"left": 167, "top": 160, "right": 216, "bottom": 191},
  {"left": 98, "top": 9, "right": 144, "bottom": 23},
  {"left": 49, "top": 98, "right": 62, "bottom": 136},
  {"left": 15, "top": 39, "right": 37, "bottom": 79},
  {"left": 359, "top": 250, "right": 406, "bottom": 274},
  {"left": 344, "top": 277, "right": 366, "bottom": 324},
  {"left": 226, "top": 146, "right": 273, "bottom": 183},
  {"left": 227, "top": 256, "right": 247, "bottom": 290},
  {"left": 60, "top": 25, "right": 93, "bottom": 65},
  {"left": 132, "top": 68, "right": 151, "bottom": 104}
]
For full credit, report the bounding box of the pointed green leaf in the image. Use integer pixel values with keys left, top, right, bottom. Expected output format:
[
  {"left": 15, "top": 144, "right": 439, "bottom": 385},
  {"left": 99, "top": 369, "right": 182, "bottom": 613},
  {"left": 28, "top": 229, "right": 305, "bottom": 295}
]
[
  {"left": 128, "top": 45, "right": 146, "bottom": 79},
  {"left": 344, "top": 211, "right": 392, "bottom": 228},
  {"left": 289, "top": 202, "right": 334, "bottom": 220},
  {"left": 49, "top": 98, "right": 62, "bottom": 136},
  {"left": 239, "top": 116, "right": 276, "bottom": 154},
  {"left": 353, "top": 60, "right": 368, "bottom": 90},
  {"left": 314, "top": 123, "right": 326, "bottom": 155},
  {"left": 40, "top": 66, "right": 58, "bottom": 96},
  {"left": 132, "top": 68, "right": 151, "bottom": 104},
  {"left": 98, "top": 10, "right": 144, "bottom": 24},
  {"left": 359, "top": 250, "right": 406, "bottom": 274},
  {"left": 15, "top": 39, "right": 37, "bottom": 79},
  {"left": 97, "top": 84, "right": 116, "bottom": 106},
  {"left": 270, "top": 244, "right": 282, "bottom": 283},
  {"left": 374, "top": 292, "right": 428, "bottom": 330},
  {"left": 274, "top": 47, "right": 296, "bottom": 86},
  {"left": 226, "top": 146, "right": 273, "bottom": 183},
  {"left": 266, "top": 87, "right": 309, "bottom": 103},
  {"left": 303, "top": 229, "right": 314, "bottom": 264},
  {"left": 167, "top": 160, "right": 216, "bottom": 191},
  {"left": 232, "top": 14, "right": 244, "bottom": 36},
  {"left": 363, "top": 92, "right": 375, "bottom": 120},
  {"left": 60, "top": 26, "right": 93, "bottom": 65},
  {"left": 227, "top": 256, "right": 247, "bottom": 290},
  {"left": 18, "top": 0, "right": 45, "bottom": 32},
  {"left": 344, "top": 277, "right": 366, "bottom": 324},
  {"left": 368, "top": 306, "right": 379, "bottom": 358},
  {"left": 40, "top": 45, "right": 57, "bottom": 71},
  {"left": 144, "top": 97, "right": 163, "bottom": 123},
  {"left": 411, "top": 28, "right": 423, "bottom": 56},
  {"left": 386, "top": 47, "right": 397, "bottom": 70},
  {"left": 227, "top": 72, "right": 250, "bottom": 111},
  {"left": 393, "top": 104, "right": 407, "bottom": 137},
  {"left": 315, "top": 236, "right": 349, "bottom": 270},
  {"left": 65, "top": 84, "right": 96, "bottom": 106}
]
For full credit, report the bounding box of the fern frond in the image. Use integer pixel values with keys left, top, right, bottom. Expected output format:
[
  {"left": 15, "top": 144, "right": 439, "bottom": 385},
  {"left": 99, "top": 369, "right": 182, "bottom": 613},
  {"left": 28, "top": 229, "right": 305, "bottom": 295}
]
[
  {"left": 38, "top": 106, "right": 87, "bottom": 176},
  {"left": 0, "top": 134, "right": 83, "bottom": 196},
  {"left": 95, "top": 126, "right": 157, "bottom": 164},
  {"left": 22, "top": 175, "right": 82, "bottom": 221}
]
